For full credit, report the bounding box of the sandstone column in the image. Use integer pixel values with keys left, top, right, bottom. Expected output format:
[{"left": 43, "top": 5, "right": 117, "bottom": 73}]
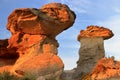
[
  {"left": 73, "top": 25, "right": 114, "bottom": 79},
  {"left": 0, "top": 3, "right": 76, "bottom": 80}
]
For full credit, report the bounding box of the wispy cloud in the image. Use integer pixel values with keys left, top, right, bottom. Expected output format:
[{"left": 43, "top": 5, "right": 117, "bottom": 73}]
[{"left": 60, "top": 0, "right": 91, "bottom": 13}]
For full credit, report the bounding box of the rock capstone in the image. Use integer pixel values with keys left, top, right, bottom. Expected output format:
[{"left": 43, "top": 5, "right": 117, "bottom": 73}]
[
  {"left": 7, "top": 3, "right": 76, "bottom": 38},
  {"left": 78, "top": 25, "right": 114, "bottom": 40}
]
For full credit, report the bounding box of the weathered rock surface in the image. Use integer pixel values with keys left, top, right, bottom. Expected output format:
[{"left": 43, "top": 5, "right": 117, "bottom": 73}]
[
  {"left": 73, "top": 37, "right": 105, "bottom": 79},
  {"left": 82, "top": 57, "right": 120, "bottom": 80},
  {"left": 61, "top": 69, "right": 75, "bottom": 80},
  {"left": 73, "top": 26, "right": 114, "bottom": 80},
  {"left": 8, "top": 33, "right": 59, "bottom": 56},
  {"left": 0, "top": 2, "right": 76, "bottom": 80},
  {"left": 78, "top": 25, "right": 114, "bottom": 40},
  {"left": 7, "top": 3, "right": 76, "bottom": 38},
  {"left": 12, "top": 53, "right": 63, "bottom": 79}
]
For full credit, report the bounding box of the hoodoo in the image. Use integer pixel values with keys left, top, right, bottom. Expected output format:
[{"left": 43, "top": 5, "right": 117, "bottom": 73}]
[
  {"left": 73, "top": 25, "right": 114, "bottom": 79},
  {"left": 0, "top": 3, "right": 76, "bottom": 80}
]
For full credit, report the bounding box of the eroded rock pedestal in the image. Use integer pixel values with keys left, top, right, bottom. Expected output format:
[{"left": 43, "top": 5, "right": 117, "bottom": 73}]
[
  {"left": 0, "top": 3, "right": 76, "bottom": 80},
  {"left": 73, "top": 26, "right": 114, "bottom": 80}
]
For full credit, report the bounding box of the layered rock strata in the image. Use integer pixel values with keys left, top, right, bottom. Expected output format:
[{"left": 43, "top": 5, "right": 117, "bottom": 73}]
[
  {"left": 73, "top": 25, "right": 114, "bottom": 80},
  {"left": 0, "top": 3, "right": 76, "bottom": 80}
]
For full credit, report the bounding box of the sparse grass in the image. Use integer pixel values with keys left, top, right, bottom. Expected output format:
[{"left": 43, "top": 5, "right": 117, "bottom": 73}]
[
  {"left": 0, "top": 71, "right": 17, "bottom": 80},
  {"left": 0, "top": 71, "right": 61, "bottom": 80},
  {"left": 45, "top": 76, "right": 56, "bottom": 80},
  {"left": 0, "top": 72, "right": 36, "bottom": 80},
  {"left": 19, "top": 72, "right": 36, "bottom": 80}
]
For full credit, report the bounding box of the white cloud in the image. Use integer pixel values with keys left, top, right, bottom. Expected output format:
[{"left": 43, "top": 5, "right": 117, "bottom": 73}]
[
  {"left": 60, "top": 57, "right": 78, "bottom": 70},
  {"left": 97, "top": 15, "right": 120, "bottom": 61},
  {"left": 60, "top": 0, "right": 91, "bottom": 13}
]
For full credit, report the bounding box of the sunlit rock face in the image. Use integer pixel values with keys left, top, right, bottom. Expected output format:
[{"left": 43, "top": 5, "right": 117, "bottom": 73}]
[
  {"left": 73, "top": 26, "right": 114, "bottom": 80},
  {"left": 77, "top": 25, "right": 114, "bottom": 40},
  {"left": 91, "top": 58, "right": 120, "bottom": 80},
  {"left": 7, "top": 3, "right": 76, "bottom": 38},
  {"left": 0, "top": 2, "right": 76, "bottom": 80},
  {"left": 14, "top": 53, "right": 64, "bottom": 79},
  {"left": 82, "top": 58, "right": 120, "bottom": 80},
  {"left": 8, "top": 33, "right": 59, "bottom": 56}
]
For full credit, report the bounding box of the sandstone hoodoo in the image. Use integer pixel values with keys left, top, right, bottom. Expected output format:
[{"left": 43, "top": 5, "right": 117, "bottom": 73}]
[
  {"left": 73, "top": 25, "right": 114, "bottom": 79},
  {"left": 0, "top": 3, "right": 76, "bottom": 80}
]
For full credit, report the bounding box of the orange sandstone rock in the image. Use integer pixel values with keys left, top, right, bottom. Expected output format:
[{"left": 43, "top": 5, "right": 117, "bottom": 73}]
[
  {"left": 11, "top": 53, "right": 64, "bottom": 77},
  {"left": 1, "top": 3, "right": 76, "bottom": 80},
  {"left": 8, "top": 33, "right": 59, "bottom": 56},
  {"left": 0, "top": 66, "right": 12, "bottom": 73},
  {"left": 7, "top": 3, "right": 76, "bottom": 38},
  {"left": 77, "top": 25, "right": 114, "bottom": 40},
  {"left": 90, "top": 57, "right": 120, "bottom": 80}
]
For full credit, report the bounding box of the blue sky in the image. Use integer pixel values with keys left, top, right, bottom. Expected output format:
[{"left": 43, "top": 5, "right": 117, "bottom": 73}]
[{"left": 0, "top": 0, "right": 120, "bottom": 70}]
